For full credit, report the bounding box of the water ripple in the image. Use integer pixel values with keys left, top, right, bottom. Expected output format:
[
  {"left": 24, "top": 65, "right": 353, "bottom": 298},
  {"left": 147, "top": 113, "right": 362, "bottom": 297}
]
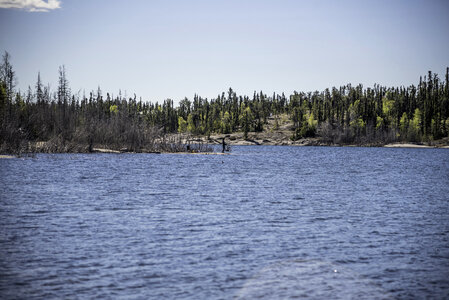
[{"left": 1, "top": 147, "right": 448, "bottom": 299}]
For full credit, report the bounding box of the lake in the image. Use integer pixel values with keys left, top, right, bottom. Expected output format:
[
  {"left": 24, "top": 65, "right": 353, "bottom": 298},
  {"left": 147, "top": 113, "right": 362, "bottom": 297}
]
[{"left": 1, "top": 146, "right": 448, "bottom": 299}]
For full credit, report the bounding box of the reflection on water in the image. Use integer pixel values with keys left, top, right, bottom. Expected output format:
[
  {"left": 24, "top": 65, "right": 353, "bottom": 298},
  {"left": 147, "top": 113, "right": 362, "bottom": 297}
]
[{"left": 0, "top": 146, "right": 448, "bottom": 299}]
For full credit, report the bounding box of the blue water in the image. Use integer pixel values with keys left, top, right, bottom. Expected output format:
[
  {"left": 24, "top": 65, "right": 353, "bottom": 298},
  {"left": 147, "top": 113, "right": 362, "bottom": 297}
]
[{"left": 1, "top": 146, "right": 448, "bottom": 299}]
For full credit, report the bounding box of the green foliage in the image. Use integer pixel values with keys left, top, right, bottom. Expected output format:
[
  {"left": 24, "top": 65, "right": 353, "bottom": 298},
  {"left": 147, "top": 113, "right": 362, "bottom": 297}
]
[
  {"left": 307, "top": 112, "right": 318, "bottom": 128},
  {"left": 399, "top": 112, "right": 408, "bottom": 138},
  {"left": 382, "top": 97, "right": 395, "bottom": 116},
  {"left": 350, "top": 118, "right": 365, "bottom": 129},
  {"left": 239, "top": 106, "right": 254, "bottom": 139},
  {"left": 299, "top": 123, "right": 316, "bottom": 138},
  {"left": 187, "top": 114, "right": 196, "bottom": 133},
  {"left": 220, "top": 111, "right": 232, "bottom": 134},
  {"left": 177, "top": 116, "right": 187, "bottom": 133},
  {"left": 109, "top": 105, "right": 118, "bottom": 114},
  {"left": 405, "top": 108, "right": 422, "bottom": 141},
  {"left": 376, "top": 116, "right": 384, "bottom": 130},
  {"left": 411, "top": 108, "right": 422, "bottom": 132},
  {"left": 445, "top": 118, "right": 449, "bottom": 136}
]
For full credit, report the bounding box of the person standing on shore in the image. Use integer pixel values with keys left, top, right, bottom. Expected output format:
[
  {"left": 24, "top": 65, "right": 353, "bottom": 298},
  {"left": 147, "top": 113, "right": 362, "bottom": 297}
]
[{"left": 222, "top": 138, "right": 226, "bottom": 153}]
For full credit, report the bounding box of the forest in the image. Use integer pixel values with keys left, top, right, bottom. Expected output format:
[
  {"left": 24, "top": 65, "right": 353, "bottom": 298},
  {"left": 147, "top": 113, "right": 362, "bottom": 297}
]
[{"left": 1, "top": 51, "right": 448, "bottom": 154}]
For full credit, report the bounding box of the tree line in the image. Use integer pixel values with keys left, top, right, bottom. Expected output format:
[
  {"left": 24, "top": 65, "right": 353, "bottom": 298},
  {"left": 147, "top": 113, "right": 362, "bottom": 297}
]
[{"left": 1, "top": 51, "right": 448, "bottom": 153}]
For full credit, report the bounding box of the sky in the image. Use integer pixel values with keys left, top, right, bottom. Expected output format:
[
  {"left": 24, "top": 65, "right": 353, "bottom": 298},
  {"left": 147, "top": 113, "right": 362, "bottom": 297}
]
[{"left": 0, "top": 0, "right": 448, "bottom": 104}]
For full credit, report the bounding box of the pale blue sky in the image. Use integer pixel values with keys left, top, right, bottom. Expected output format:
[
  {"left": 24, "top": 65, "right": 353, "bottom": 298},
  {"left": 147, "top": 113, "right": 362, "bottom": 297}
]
[{"left": 1, "top": 0, "right": 448, "bottom": 103}]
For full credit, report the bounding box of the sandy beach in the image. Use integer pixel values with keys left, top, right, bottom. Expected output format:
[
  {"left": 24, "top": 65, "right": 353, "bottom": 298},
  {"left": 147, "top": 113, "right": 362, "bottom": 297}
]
[{"left": 384, "top": 143, "right": 434, "bottom": 148}]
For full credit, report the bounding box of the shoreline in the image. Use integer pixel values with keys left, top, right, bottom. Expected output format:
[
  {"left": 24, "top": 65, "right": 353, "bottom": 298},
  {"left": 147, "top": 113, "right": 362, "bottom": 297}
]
[
  {"left": 1, "top": 133, "right": 448, "bottom": 157},
  {"left": 383, "top": 143, "right": 449, "bottom": 149},
  {"left": 1, "top": 142, "right": 448, "bottom": 158},
  {"left": 192, "top": 133, "right": 449, "bottom": 149}
]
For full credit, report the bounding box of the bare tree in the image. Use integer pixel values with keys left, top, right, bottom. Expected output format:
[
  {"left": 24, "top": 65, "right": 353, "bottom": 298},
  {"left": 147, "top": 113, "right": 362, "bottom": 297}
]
[{"left": 0, "top": 51, "right": 16, "bottom": 103}]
